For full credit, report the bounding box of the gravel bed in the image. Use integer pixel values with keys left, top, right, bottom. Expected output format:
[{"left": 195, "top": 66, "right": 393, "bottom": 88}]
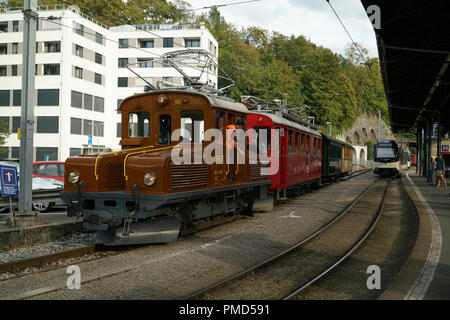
[{"left": 0, "top": 233, "right": 98, "bottom": 264}]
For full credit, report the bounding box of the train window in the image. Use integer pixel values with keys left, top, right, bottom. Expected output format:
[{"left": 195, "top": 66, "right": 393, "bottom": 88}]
[
  {"left": 181, "top": 110, "right": 204, "bottom": 143},
  {"left": 306, "top": 135, "right": 310, "bottom": 155},
  {"left": 300, "top": 134, "right": 304, "bottom": 154},
  {"left": 318, "top": 139, "right": 321, "bottom": 156},
  {"left": 254, "top": 126, "right": 271, "bottom": 154},
  {"left": 295, "top": 132, "right": 300, "bottom": 154},
  {"left": 288, "top": 131, "right": 293, "bottom": 154},
  {"left": 314, "top": 137, "right": 318, "bottom": 155},
  {"left": 159, "top": 115, "right": 171, "bottom": 145},
  {"left": 128, "top": 111, "right": 150, "bottom": 138},
  {"left": 215, "top": 111, "right": 224, "bottom": 131}
]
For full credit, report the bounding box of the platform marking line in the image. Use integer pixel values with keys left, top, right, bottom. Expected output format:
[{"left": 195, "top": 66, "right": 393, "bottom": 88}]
[
  {"left": 281, "top": 211, "right": 302, "bottom": 219},
  {"left": 404, "top": 173, "right": 443, "bottom": 300}
]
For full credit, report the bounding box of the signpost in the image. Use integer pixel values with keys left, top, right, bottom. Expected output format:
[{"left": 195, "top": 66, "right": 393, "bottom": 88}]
[
  {"left": 442, "top": 145, "right": 449, "bottom": 153},
  {"left": 0, "top": 165, "right": 19, "bottom": 227}
]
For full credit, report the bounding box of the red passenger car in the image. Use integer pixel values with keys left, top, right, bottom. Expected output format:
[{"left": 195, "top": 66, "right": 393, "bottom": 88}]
[{"left": 247, "top": 112, "right": 322, "bottom": 198}]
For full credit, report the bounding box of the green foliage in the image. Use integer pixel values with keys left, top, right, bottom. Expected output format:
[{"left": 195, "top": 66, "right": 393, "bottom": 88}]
[
  {"left": 365, "top": 141, "right": 374, "bottom": 160},
  {"left": 0, "top": 121, "right": 10, "bottom": 155},
  {"left": 1, "top": 1, "right": 389, "bottom": 136}
]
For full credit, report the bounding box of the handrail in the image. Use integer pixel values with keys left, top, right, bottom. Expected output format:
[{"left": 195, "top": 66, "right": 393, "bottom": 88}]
[
  {"left": 123, "top": 145, "right": 176, "bottom": 181},
  {"left": 94, "top": 145, "right": 155, "bottom": 180}
]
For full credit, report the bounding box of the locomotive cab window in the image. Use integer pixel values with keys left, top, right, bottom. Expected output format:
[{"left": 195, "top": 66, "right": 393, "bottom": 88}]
[
  {"left": 128, "top": 111, "right": 150, "bottom": 137},
  {"left": 159, "top": 115, "right": 171, "bottom": 145},
  {"left": 180, "top": 110, "right": 204, "bottom": 143}
]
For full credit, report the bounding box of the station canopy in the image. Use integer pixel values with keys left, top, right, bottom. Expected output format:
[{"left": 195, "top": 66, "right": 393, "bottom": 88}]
[{"left": 360, "top": 0, "right": 450, "bottom": 133}]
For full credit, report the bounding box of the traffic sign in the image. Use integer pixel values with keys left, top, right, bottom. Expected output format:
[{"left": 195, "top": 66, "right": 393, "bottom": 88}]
[
  {"left": 442, "top": 145, "right": 449, "bottom": 152},
  {"left": 0, "top": 165, "right": 19, "bottom": 198},
  {"left": 88, "top": 135, "right": 92, "bottom": 145}
]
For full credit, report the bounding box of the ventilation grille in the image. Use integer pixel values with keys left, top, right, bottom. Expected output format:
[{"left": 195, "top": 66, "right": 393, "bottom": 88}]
[
  {"left": 250, "top": 163, "right": 268, "bottom": 180},
  {"left": 171, "top": 164, "right": 208, "bottom": 190},
  {"left": 105, "top": 162, "right": 125, "bottom": 186}
]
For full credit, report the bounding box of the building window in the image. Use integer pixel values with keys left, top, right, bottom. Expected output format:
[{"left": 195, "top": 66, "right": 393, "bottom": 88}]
[
  {"left": 185, "top": 38, "right": 200, "bottom": 48},
  {"left": 71, "top": 91, "right": 82, "bottom": 108},
  {"left": 95, "top": 73, "right": 102, "bottom": 85},
  {"left": 0, "top": 117, "right": 9, "bottom": 131},
  {"left": 12, "top": 43, "right": 18, "bottom": 54},
  {"left": 13, "top": 90, "right": 21, "bottom": 106},
  {"left": 75, "top": 45, "right": 83, "bottom": 57},
  {"left": 12, "top": 21, "right": 19, "bottom": 32},
  {"left": 0, "top": 66, "right": 6, "bottom": 76},
  {"left": 36, "top": 147, "right": 58, "bottom": 161},
  {"left": 37, "top": 89, "right": 59, "bottom": 106},
  {"left": 75, "top": 66, "right": 83, "bottom": 79},
  {"left": 94, "top": 121, "right": 104, "bottom": 137},
  {"left": 117, "top": 99, "right": 123, "bottom": 108},
  {"left": 70, "top": 117, "right": 82, "bottom": 135},
  {"left": 83, "top": 119, "right": 92, "bottom": 135},
  {"left": 117, "top": 123, "right": 121, "bottom": 137},
  {"left": 118, "top": 58, "right": 128, "bottom": 68},
  {"left": 11, "top": 65, "right": 17, "bottom": 76},
  {"left": 44, "top": 41, "right": 60, "bottom": 53},
  {"left": 119, "top": 39, "right": 128, "bottom": 48},
  {"left": 37, "top": 116, "right": 59, "bottom": 133},
  {"left": 0, "top": 44, "right": 7, "bottom": 55},
  {"left": 70, "top": 148, "right": 82, "bottom": 156},
  {"left": 118, "top": 77, "right": 128, "bottom": 87},
  {"left": 94, "top": 96, "right": 104, "bottom": 112},
  {"left": 75, "top": 23, "right": 84, "bottom": 36},
  {"left": 95, "top": 32, "right": 103, "bottom": 44},
  {"left": 139, "top": 40, "right": 154, "bottom": 48},
  {"left": 95, "top": 53, "right": 102, "bottom": 64},
  {"left": 11, "top": 147, "right": 20, "bottom": 159},
  {"left": 138, "top": 58, "right": 153, "bottom": 68},
  {"left": 163, "top": 60, "right": 170, "bottom": 68},
  {"left": 163, "top": 38, "right": 173, "bottom": 48},
  {"left": 0, "top": 22, "right": 7, "bottom": 33},
  {"left": 43, "top": 64, "right": 60, "bottom": 75},
  {"left": 84, "top": 94, "right": 92, "bottom": 110},
  {"left": 12, "top": 117, "right": 20, "bottom": 132},
  {"left": 163, "top": 77, "right": 173, "bottom": 83},
  {"left": 0, "top": 90, "right": 9, "bottom": 106}
]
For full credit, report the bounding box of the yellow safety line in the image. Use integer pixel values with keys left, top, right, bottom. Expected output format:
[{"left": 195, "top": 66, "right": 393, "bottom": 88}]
[
  {"left": 123, "top": 145, "right": 176, "bottom": 181},
  {"left": 94, "top": 145, "right": 155, "bottom": 180}
]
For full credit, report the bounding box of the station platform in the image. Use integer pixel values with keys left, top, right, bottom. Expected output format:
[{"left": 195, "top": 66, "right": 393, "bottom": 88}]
[
  {"left": 0, "top": 212, "right": 82, "bottom": 251},
  {"left": 383, "top": 170, "right": 450, "bottom": 300}
]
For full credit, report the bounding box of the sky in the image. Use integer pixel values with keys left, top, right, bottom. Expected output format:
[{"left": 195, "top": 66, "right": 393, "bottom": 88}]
[{"left": 181, "top": 0, "right": 378, "bottom": 58}]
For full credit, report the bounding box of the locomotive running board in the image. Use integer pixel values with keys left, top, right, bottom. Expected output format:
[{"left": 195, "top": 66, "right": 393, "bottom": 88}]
[{"left": 97, "top": 216, "right": 181, "bottom": 246}]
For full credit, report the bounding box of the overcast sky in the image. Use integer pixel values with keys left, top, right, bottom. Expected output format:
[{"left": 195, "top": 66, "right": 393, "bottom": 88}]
[{"left": 182, "top": 0, "right": 378, "bottom": 58}]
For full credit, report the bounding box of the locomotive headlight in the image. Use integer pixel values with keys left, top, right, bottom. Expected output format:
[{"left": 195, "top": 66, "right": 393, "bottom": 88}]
[
  {"left": 143, "top": 171, "right": 157, "bottom": 186},
  {"left": 68, "top": 171, "right": 80, "bottom": 184}
]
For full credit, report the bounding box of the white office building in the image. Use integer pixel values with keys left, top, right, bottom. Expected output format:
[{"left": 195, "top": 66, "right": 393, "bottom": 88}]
[{"left": 0, "top": 4, "right": 218, "bottom": 161}]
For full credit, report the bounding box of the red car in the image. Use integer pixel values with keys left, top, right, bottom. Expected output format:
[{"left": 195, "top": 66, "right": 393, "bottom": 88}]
[{"left": 32, "top": 161, "right": 65, "bottom": 182}]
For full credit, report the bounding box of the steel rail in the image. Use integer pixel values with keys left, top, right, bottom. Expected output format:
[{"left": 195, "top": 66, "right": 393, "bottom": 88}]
[
  {"left": 181, "top": 177, "right": 380, "bottom": 300},
  {"left": 282, "top": 178, "right": 391, "bottom": 299},
  {"left": 0, "top": 245, "right": 96, "bottom": 274}
]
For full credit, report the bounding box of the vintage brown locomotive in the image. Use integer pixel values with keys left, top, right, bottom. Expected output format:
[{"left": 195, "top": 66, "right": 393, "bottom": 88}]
[{"left": 61, "top": 90, "right": 272, "bottom": 245}]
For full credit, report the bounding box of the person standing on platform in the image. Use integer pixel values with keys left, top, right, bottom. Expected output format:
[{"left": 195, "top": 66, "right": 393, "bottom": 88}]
[
  {"left": 432, "top": 158, "right": 438, "bottom": 186},
  {"left": 436, "top": 154, "right": 447, "bottom": 188},
  {"left": 428, "top": 157, "right": 434, "bottom": 183}
]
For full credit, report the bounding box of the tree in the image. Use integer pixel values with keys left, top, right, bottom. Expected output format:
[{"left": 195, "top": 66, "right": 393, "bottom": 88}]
[{"left": 0, "top": 121, "right": 10, "bottom": 157}]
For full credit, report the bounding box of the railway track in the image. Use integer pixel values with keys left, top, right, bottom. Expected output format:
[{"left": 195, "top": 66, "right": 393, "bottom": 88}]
[
  {"left": 0, "top": 170, "right": 374, "bottom": 288},
  {"left": 181, "top": 177, "right": 391, "bottom": 300}
]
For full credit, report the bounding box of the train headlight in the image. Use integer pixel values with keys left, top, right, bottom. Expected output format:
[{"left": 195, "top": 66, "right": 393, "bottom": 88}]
[
  {"left": 68, "top": 171, "right": 80, "bottom": 184},
  {"left": 143, "top": 172, "right": 157, "bottom": 186}
]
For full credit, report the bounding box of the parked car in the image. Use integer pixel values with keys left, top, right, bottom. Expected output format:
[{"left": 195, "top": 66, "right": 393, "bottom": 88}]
[
  {"left": 0, "top": 161, "right": 65, "bottom": 213},
  {"left": 32, "top": 161, "right": 65, "bottom": 182}
]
